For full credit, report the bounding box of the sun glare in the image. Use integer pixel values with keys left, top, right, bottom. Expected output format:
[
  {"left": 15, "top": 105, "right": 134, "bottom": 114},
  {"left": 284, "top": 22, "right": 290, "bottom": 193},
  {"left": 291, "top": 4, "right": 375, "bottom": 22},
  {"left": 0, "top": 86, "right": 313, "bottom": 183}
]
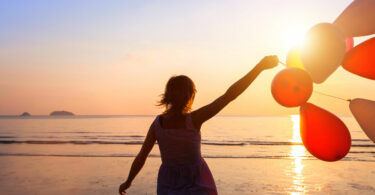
[{"left": 283, "top": 25, "right": 309, "bottom": 51}]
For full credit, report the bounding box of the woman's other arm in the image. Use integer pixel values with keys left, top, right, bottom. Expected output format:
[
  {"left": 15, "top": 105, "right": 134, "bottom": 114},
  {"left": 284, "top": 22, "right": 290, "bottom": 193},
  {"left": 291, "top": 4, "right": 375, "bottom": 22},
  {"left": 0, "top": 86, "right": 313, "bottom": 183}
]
[{"left": 119, "top": 123, "right": 157, "bottom": 194}]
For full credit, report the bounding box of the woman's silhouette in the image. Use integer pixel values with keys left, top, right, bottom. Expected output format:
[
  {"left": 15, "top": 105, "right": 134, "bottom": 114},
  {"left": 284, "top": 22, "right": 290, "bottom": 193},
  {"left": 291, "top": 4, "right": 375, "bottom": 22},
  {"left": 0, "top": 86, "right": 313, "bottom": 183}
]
[{"left": 119, "top": 55, "right": 279, "bottom": 195}]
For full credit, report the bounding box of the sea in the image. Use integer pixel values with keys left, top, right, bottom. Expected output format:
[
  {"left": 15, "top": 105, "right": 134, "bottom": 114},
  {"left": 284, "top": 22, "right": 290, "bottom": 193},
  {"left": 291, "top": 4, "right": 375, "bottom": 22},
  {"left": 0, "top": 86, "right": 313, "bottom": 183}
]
[{"left": 0, "top": 115, "right": 373, "bottom": 162}]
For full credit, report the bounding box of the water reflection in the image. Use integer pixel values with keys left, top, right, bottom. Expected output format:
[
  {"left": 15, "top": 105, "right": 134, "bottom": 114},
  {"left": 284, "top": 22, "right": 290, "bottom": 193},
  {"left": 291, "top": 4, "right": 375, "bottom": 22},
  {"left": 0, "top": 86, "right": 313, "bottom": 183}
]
[{"left": 289, "top": 115, "right": 306, "bottom": 194}]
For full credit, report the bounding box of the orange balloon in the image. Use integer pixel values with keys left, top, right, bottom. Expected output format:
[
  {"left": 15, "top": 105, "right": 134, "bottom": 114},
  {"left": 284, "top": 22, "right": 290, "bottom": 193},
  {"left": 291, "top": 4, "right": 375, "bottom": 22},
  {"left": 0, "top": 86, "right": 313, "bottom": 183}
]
[
  {"left": 342, "top": 37, "right": 375, "bottom": 80},
  {"left": 350, "top": 98, "right": 375, "bottom": 143},
  {"left": 301, "top": 23, "right": 346, "bottom": 84},
  {"left": 271, "top": 68, "right": 313, "bottom": 107},
  {"left": 300, "top": 103, "right": 351, "bottom": 162},
  {"left": 334, "top": 0, "right": 375, "bottom": 37},
  {"left": 286, "top": 47, "right": 305, "bottom": 70}
]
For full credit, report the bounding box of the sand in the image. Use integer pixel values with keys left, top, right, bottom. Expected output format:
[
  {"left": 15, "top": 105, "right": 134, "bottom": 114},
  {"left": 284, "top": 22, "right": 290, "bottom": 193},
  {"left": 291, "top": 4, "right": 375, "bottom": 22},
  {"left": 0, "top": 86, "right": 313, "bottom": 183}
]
[{"left": 0, "top": 156, "right": 375, "bottom": 194}]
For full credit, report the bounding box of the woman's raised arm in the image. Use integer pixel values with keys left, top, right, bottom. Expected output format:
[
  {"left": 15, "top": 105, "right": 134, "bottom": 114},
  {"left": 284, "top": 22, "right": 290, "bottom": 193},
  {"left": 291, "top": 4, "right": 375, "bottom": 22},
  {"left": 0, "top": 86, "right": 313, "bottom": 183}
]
[{"left": 191, "top": 55, "right": 279, "bottom": 129}]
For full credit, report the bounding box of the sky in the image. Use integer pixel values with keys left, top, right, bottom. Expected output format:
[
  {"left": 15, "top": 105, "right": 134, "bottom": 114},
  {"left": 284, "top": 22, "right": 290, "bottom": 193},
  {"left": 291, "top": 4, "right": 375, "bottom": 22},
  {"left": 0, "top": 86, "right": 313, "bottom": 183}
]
[{"left": 0, "top": 0, "right": 374, "bottom": 115}]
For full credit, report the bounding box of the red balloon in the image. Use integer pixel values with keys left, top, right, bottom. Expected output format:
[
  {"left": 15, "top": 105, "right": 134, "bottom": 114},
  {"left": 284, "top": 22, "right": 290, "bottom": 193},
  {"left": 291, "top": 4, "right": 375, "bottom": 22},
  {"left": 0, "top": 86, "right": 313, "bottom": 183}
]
[
  {"left": 342, "top": 37, "right": 375, "bottom": 80},
  {"left": 346, "top": 37, "right": 354, "bottom": 52},
  {"left": 271, "top": 68, "right": 313, "bottom": 107},
  {"left": 300, "top": 103, "right": 351, "bottom": 162}
]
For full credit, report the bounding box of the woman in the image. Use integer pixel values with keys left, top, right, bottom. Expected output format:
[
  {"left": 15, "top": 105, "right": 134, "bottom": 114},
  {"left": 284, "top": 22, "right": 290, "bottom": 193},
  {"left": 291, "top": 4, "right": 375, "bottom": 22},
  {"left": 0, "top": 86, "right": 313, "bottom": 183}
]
[{"left": 119, "top": 55, "right": 279, "bottom": 194}]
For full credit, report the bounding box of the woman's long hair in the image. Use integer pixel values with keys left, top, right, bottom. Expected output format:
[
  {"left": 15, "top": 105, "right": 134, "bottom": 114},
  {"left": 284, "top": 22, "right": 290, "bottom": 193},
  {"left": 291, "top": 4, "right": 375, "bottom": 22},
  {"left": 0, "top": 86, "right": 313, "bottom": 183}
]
[{"left": 158, "top": 75, "right": 196, "bottom": 117}]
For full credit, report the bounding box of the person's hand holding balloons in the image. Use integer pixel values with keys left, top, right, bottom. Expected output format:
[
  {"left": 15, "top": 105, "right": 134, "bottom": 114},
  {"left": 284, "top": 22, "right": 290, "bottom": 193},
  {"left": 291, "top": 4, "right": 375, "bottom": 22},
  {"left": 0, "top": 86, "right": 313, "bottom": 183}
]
[{"left": 257, "top": 55, "right": 279, "bottom": 70}]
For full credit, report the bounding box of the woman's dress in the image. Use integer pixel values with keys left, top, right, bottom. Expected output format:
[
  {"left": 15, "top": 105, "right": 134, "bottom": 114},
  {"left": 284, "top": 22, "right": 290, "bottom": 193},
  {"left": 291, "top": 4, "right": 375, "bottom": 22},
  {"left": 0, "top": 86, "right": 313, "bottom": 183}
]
[{"left": 153, "top": 114, "right": 217, "bottom": 195}]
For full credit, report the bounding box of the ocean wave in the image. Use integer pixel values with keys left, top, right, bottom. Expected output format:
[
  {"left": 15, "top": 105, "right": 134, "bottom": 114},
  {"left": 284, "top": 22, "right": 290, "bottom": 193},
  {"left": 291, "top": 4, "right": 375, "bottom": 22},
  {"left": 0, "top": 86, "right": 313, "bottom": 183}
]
[
  {"left": 0, "top": 140, "right": 144, "bottom": 145},
  {"left": 0, "top": 139, "right": 373, "bottom": 147},
  {"left": 0, "top": 153, "right": 373, "bottom": 162},
  {"left": 0, "top": 140, "right": 302, "bottom": 145}
]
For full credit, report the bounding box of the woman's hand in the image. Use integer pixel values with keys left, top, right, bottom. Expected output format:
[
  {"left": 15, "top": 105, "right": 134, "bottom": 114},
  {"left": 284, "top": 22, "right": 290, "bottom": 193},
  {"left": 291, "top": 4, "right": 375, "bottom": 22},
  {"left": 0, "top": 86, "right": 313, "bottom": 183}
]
[
  {"left": 257, "top": 55, "right": 279, "bottom": 70},
  {"left": 119, "top": 180, "right": 131, "bottom": 195}
]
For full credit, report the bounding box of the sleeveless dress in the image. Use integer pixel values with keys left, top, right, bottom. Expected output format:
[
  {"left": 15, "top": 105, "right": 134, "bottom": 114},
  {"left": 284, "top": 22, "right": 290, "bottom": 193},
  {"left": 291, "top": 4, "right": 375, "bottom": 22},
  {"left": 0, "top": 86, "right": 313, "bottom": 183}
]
[{"left": 153, "top": 114, "right": 218, "bottom": 195}]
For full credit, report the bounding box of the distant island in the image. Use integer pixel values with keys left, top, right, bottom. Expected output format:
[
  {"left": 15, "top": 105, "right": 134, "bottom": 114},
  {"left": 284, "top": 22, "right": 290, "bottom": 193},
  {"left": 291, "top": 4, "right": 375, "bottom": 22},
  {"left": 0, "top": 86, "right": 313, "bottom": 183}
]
[
  {"left": 20, "top": 112, "right": 31, "bottom": 117},
  {"left": 49, "top": 111, "right": 75, "bottom": 116}
]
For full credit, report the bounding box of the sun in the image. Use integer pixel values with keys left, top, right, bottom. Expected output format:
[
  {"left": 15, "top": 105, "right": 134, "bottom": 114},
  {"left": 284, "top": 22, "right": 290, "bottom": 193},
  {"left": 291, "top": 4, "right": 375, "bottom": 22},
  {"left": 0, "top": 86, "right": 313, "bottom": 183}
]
[{"left": 283, "top": 24, "right": 309, "bottom": 51}]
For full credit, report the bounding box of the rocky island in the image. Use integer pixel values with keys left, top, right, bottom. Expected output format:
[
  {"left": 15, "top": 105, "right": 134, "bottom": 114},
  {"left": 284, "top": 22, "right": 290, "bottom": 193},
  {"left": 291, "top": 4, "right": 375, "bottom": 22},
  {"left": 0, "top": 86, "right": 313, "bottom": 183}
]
[
  {"left": 20, "top": 112, "right": 31, "bottom": 117},
  {"left": 49, "top": 111, "right": 75, "bottom": 116}
]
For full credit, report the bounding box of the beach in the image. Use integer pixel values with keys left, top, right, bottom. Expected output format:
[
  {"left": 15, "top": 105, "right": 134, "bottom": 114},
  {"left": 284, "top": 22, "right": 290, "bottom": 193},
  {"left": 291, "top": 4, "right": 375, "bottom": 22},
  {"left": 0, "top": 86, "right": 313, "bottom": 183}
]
[
  {"left": 1, "top": 156, "right": 375, "bottom": 194},
  {"left": 2, "top": 0, "right": 375, "bottom": 194},
  {"left": 0, "top": 115, "right": 374, "bottom": 194}
]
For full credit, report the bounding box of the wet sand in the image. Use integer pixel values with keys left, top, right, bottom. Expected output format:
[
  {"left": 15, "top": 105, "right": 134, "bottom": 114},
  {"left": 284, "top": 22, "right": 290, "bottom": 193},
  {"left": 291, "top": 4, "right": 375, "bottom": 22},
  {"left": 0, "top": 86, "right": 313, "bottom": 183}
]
[{"left": 0, "top": 156, "right": 375, "bottom": 194}]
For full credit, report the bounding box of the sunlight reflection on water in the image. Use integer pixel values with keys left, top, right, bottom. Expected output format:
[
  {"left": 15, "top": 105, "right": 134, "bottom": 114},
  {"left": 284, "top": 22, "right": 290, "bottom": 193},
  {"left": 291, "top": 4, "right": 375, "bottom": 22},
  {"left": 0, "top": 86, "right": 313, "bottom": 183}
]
[{"left": 289, "top": 115, "right": 306, "bottom": 194}]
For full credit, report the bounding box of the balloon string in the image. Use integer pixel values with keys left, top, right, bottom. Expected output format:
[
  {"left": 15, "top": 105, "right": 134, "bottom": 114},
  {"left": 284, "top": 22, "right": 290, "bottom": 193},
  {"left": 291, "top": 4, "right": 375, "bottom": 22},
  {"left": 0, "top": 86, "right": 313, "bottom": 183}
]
[{"left": 314, "top": 91, "right": 351, "bottom": 102}]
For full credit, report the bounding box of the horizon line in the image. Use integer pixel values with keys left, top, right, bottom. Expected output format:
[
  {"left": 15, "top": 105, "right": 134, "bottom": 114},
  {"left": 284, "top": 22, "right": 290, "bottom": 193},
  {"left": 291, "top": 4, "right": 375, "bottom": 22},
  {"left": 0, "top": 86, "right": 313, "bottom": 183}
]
[{"left": 0, "top": 114, "right": 354, "bottom": 117}]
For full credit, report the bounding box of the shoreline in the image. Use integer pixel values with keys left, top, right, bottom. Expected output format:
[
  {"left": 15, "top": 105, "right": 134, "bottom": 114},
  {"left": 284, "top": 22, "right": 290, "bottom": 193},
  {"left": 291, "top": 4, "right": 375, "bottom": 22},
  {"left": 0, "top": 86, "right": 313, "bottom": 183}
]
[{"left": 1, "top": 156, "right": 375, "bottom": 194}]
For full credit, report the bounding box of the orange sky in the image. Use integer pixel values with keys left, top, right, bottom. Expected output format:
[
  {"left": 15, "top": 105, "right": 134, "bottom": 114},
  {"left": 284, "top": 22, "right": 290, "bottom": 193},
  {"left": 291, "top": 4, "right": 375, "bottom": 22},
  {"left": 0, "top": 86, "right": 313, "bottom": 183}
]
[{"left": 0, "top": 0, "right": 374, "bottom": 115}]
